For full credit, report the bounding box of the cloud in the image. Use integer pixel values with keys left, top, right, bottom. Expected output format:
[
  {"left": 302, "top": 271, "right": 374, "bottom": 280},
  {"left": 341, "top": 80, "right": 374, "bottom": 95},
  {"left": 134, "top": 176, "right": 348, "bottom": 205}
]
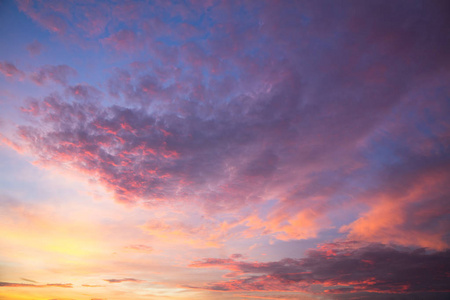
[
  {"left": 341, "top": 193, "right": 450, "bottom": 250},
  {"left": 3, "top": 1, "right": 450, "bottom": 299},
  {"left": 30, "top": 65, "right": 77, "bottom": 86},
  {"left": 11, "top": 0, "right": 450, "bottom": 250},
  {"left": 104, "top": 278, "right": 144, "bottom": 283},
  {"left": 102, "top": 29, "right": 141, "bottom": 52},
  {"left": 230, "top": 254, "right": 245, "bottom": 260},
  {"left": 141, "top": 218, "right": 234, "bottom": 248},
  {"left": 16, "top": 0, "right": 109, "bottom": 38},
  {"left": 65, "top": 84, "right": 102, "bottom": 102},
  {"left": 0, "top": 282, "right": 72, "bottom": 288},
  {"left": 0, "top": 62, "right": 77, "bottom": 86},
  {"left": 0, "top": 61, "right": 25, "bottom": 79},
  {"left": 16, "top": 65, "right": 374, "bottom": 213},
  {"left": 16, "top": 0, "right": 68, "bottom": 34},
  {"left": 189, "top": 242, "right": 450, "bottom": 295},
  {"left": 20, "top": 278, "right": 38, "bottom": 283},
  {"left": 27, "top": 40, "right": 43, "bottom": 56},
  {"left": 0, "top": 134, "right": 23, "bottom": 152},
  {"left": 82, "top": 284, "right": 105, "bottom": 288},
  {"left": 239, "top": 208, "right": 329, "bottom": 241},
  {"left": 337, "top": 84, "right": 450, "bottom": 250},
  {"left": 125, "top": 244, "right": 153, "bottom": 253}
]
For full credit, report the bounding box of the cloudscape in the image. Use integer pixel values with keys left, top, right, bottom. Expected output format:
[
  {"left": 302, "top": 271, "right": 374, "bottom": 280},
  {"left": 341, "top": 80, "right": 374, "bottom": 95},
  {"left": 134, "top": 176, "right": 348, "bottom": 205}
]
[{"left": 0, "top": 0, "right": 449, "bottom": 299}]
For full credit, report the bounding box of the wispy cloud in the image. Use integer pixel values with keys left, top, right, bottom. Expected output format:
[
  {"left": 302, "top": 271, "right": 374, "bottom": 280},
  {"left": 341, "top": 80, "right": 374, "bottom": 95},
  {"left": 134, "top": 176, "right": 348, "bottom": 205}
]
[
  {"left": 104, "top": 278, "right": 145, "bottom": 284},
  {"left": 0, "top": 282, "right": 72, "bottom": 288},
  {"left": 125, "top": 244, "right": 153, "bottom": 253},
  {"left": 0, "top": 61, "right": 25, "bottom": 79},
  {"left": 27, "top": 40, "right": 43, "bottom": 56},
  {"left": 30, "top": 65, "right": 77, "bottom": 86}
]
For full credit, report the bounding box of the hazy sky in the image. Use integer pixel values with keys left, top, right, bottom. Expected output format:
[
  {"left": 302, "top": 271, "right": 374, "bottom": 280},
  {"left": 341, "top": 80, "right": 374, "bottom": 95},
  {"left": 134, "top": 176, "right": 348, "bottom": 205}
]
[{"left": 0, "top": 0, "right": 449, "bottom": 299}]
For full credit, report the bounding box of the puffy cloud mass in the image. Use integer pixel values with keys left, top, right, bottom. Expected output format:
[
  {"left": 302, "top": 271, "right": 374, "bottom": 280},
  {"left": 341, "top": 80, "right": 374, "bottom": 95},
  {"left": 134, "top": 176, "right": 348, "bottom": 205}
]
[{"left": 12, "top": 0, "right": 450, "bottom": 251}]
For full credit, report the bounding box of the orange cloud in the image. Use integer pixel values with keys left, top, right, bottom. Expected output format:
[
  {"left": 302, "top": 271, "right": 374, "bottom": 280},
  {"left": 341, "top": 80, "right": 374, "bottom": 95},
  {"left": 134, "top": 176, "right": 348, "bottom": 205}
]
[
  {"left": 0, "top": 282, "right": 72, "bottom": 288},
  {"left": 341, "top": 172, "right": 450, "bottom": 250},
  {"left": 241, "top": 207, "right": 328, "bottom": 241}
]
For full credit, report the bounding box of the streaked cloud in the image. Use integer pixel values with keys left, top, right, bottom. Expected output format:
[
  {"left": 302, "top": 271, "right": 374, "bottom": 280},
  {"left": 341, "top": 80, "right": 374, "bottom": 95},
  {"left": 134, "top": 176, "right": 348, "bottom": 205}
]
[
  {"left": 0, "top": 282, "right": 72, "bottom": 288},
  {"left": 103, "top": 278, "right": 145, "bottom": 284},
  {"left": 0, "top": 61, "right": 25, "bottom": 79}
]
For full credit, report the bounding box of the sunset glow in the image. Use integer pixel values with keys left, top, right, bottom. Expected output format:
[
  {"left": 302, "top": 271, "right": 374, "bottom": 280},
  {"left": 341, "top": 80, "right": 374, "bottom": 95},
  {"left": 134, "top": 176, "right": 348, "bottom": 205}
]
[{"left": 1, "top": 0, "right": 449, "bottom": 299}]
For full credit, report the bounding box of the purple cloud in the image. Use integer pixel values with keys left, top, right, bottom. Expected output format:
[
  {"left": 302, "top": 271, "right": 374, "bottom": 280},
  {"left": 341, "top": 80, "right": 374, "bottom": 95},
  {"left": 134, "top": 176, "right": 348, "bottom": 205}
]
[
  {"left": 26, "top": 40, "right": 43, "bottom": 56},
  {"left": 102, "top": 29, "right": 141, "bottom": 52},
  {"left": 104, "top": 278, "right": 144, "bottom": 284},
  {"left": 30, "top": 64, "right": 77, "bottom": 86},
  {"left": 189, "top": 242, "right": 450, "bottom": 295},
  {"left": 2, "top": 1, "right": 450, "bottom": 299},
  {"left": 0, "top": 61, "right": 25, "bottom": 79},
  {"left": 65, "top": 84, "right": 102, "bottom": 102},
  {"left": 230, "top": 254, "right": 245, "bottom": 260}
]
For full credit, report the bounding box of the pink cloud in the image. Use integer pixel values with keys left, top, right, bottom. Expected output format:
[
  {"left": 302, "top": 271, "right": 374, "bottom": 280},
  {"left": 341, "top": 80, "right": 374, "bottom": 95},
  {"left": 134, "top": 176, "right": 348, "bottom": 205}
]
[
  {"left": 141, "top": 218, "right": 232, "bottom": 248},
  {"left": 65, "top": 84, "right": 102, "bottom": 102},
  {"left": 75, "top": 4, "right": 111, "bottom": 37},
  {"left": 9, "top": 0, "right": 450, "bottom": 252},
  {"left": 16, "top": 0, "right": 68, "bottom": 33},
  {"left": 16, "top": 0, "right": 109, "bottom": 38},
  {"left": 0, "top": 61, "right": 25, "bottom": 79},
  {"left": 14, "top": 57, "right": 450, "bottom": 251},
  {"left": 104, "top": 278, "right": 144, "bottom": 284},
  {"left": 2, "top": 2, "right": 450, "bottom": 299},
  {"left": 125, "top": 244, "right": 153, "bottom": 253},
  {"left": 102, "top": 29, "right": 141, "bottom": 52},
  {"left": 239, "top": 208, "right": 328, "bottom": 242}
]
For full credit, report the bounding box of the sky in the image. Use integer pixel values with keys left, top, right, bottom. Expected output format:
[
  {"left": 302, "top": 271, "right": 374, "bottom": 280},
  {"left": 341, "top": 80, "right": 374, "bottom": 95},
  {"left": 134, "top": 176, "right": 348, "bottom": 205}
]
[{"left": 0, "top": 0, "right": 449, "bottom": 299}]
